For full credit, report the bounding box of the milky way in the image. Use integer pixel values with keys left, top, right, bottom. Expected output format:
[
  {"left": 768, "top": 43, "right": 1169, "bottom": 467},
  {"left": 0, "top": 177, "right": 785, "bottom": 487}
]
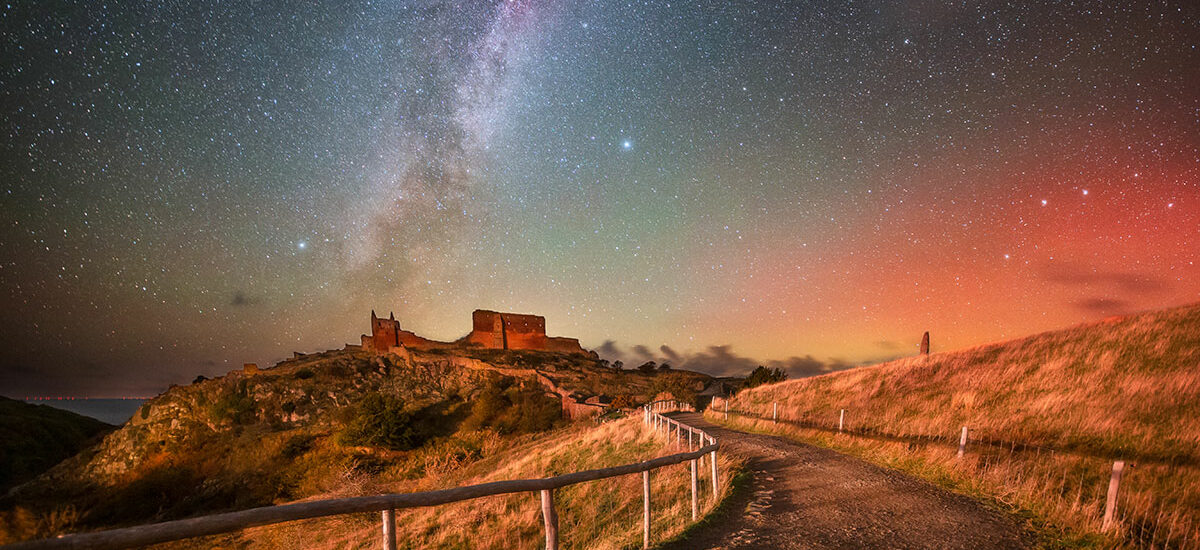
[{"left": 2, "top": 1, "right": 1198, "bottom": 395}]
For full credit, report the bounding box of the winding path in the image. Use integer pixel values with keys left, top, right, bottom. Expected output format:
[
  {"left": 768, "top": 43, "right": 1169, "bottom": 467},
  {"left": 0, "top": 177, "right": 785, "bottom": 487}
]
[{"left": 661, "top": 412, "right": 1031, "bottom": 550}]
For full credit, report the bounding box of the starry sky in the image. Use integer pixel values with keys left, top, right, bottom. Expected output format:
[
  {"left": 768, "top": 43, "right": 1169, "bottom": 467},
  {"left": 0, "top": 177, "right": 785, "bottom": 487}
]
[{"left": 2, "top": 1, "right": 1198, "bottom": 396}]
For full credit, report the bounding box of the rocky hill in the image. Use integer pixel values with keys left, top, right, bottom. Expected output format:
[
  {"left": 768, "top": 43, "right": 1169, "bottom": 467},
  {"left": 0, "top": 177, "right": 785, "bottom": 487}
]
[{"left": 1, "top": 346, "right": 716, "bottom": 543}]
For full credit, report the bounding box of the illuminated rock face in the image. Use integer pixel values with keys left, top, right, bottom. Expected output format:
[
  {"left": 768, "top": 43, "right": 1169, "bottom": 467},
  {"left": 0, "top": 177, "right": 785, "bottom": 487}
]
[{"left": 360, "top": 309, "right": 589, "bottom": 355}]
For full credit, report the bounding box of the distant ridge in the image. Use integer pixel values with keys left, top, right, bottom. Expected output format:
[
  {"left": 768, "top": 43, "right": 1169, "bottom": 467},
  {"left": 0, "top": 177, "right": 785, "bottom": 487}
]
[{"left": 0, "top": 396, "right": 114, "bottom": 492}]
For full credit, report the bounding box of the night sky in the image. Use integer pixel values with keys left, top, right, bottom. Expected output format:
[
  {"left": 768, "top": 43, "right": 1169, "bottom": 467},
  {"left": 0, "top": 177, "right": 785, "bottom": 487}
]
[{"left": 2, "top": 1, "right": 1198, "bottom": 396}]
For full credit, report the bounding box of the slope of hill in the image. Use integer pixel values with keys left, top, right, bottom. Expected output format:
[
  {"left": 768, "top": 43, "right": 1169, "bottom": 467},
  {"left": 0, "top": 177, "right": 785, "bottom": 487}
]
[
  {"left": 0, "top": 346, "right": 722, "bottom": 545},
  {"left": 717, "top": 302, "right": 1200, "bottom": 547},
  {"left": 0, "top": 397, "right": 115, "bottom": 494}
]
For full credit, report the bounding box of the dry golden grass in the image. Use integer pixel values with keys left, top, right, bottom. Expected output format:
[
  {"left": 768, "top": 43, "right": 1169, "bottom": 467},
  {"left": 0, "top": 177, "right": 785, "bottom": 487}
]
[
  {"left": 717, "top": 302, "right": 1200, "bottom": 549},
  {"left": 155, "top": 415, "right": 740, "bottom": 549}
]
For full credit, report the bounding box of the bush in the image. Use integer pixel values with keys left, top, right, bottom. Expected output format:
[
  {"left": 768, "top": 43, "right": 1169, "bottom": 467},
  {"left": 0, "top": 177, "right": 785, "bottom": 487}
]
[
  {"left": 648, "top": 372, "right": 699, "bottom": 408},
  {"left": 294, "top": 368, "right": 315, "bottom": 380},
  {"left": 463, "top": 376, "right": 561, "bottom": 435},
  {"left": 340, "top": 394, "right": 420, "bottom": 450}
]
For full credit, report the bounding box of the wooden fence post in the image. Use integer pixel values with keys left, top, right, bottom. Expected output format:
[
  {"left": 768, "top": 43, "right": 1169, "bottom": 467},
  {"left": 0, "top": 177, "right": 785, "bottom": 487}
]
[
  {"left": 381, "top": 508, "right": 396, "bottom": 550},
  {"left": 690, "top": 459, "right": 699, "bottom": 521},
  {"left": 643, "top": 470, "right": 651, "bottom": 549},
  {"left": 957, "top": 426, "right": 968, "bottom": 459},
  {"left": 839, "top": 409, "right": 845, "bottom": 432},
  {"left": 1102, "top": 460, "right": 1126, "bottom": 531},
  {"left": 724, "top": 399, "right": 728, "bottom": 419},
  {"left": 710, "top": 437, "right": 719, "bottom": 497},
  {"left": 773, "top": 402, "right": 777, "bottom": 423},
  {"left": 540, "top": 489, "right": 558, "bottom": 550}
]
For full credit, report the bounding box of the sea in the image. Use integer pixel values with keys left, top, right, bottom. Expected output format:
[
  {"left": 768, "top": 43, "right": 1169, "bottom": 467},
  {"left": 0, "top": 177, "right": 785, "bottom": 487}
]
[{"left": 22, "top": 398, "right": 148, "bottom": 426}]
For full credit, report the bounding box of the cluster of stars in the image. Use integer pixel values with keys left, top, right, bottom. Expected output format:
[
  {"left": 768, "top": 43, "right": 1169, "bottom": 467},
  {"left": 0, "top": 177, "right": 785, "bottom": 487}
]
[{"left": 0, "top": 0, "right": 1197, "bottom": 395}]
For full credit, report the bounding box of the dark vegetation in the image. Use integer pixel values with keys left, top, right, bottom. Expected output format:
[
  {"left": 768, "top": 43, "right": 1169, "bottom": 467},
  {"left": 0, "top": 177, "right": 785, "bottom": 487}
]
[
  {"left": 0, "top": 396, "right": 114, "bottom": 492},
  {"left": 463, "top": 375, "right": 562, "bottom": 434},
  {"left": 742, "top": 366, "right": 787, "bottom": 389},
  {"left": 339, "top": 394, "right": 421, "bottom": 450},
  {"left": 648, "top": 372, "right": 701, "bottom": 407}
]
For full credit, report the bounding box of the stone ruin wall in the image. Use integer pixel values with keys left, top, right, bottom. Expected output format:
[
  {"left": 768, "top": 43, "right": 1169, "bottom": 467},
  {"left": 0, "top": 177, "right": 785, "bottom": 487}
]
[{"left": 364, "top": 309, "right": 589, "bottom": 356}]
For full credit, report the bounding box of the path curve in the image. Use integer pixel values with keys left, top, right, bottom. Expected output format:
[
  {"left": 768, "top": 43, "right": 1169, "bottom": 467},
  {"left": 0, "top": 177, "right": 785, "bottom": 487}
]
[{"left": 661, "top": 412, "right": 1030, "bottom": 550}]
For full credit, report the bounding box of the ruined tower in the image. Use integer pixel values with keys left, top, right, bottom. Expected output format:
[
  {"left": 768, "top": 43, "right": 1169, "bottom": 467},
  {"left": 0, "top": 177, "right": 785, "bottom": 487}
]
[
  {"left": 363, "top": 310, "right": 401, "bottom": 353},
  {"left": 919, "top": 331, "right": 930, "bottom": 355}
]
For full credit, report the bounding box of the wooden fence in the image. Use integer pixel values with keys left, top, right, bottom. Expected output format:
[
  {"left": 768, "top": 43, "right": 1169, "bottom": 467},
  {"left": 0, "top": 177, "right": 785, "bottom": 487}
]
[{"left": 3, "top": 400, "right": 719, "bottom": 550}]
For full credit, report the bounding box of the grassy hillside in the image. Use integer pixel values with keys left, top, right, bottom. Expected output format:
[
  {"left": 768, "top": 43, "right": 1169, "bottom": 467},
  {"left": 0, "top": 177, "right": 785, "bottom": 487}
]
[
  {"left": 157, "top": 416, "right": 740, "bottom": 549},
  {"left": 715, "top": 302, "right": 1200, "bottom": 548},
  {"left": 0, "top": 347, "right": 724, "bottom": 546},
  {"left": 0, "top": 396, "right": 114, "bottom": 493}
]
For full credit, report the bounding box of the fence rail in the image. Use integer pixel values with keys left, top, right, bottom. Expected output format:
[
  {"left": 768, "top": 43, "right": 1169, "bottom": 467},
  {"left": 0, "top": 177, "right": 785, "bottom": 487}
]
[{"left": 3, "top": 400, "right": 719, "bottom": 550}]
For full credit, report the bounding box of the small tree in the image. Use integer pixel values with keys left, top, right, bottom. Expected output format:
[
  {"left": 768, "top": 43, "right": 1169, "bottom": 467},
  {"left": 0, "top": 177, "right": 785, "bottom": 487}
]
[
  {"left": 637, "top": 361, "right": 657, "bottom": 373},
  {"left": 612, "top": 360, "right": 624, "bottom": 371},
  {"left": 657, "top": 362, "right": 672, "bottom": 371}
]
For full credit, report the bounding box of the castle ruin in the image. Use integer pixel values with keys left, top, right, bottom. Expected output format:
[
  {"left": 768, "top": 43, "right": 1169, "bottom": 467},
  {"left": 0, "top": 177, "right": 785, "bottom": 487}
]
[{"left": 359, "top": 309, "right": 590, "bottom": 356}]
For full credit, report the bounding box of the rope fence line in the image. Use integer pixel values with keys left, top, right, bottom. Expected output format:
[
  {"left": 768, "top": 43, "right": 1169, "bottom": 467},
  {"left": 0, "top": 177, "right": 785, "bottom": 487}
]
[
  {"left": 710, "top": 397, "right": 1199, "bottom": 550},
  {"left": 2, "top": 401, "right": 722, "bottom": 550}
]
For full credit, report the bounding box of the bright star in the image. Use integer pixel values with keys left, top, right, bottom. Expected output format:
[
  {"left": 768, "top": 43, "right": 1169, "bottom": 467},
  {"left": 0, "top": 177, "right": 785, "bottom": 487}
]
[
  {"left": 622, "top": 140, "right": 632, "bottom": 150},
  {"left": 297, "top": 241, "right": 307, "bottom": 250}
]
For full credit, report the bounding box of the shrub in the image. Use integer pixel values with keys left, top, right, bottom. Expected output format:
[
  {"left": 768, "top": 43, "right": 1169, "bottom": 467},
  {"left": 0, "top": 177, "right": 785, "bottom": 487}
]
[
  {"left": 294, "top": 368, "right": 315, "bottom": 380},
  {"left": 648, "top": 372, "right": 699, "bottom": 407},
  {"left": 280, "top": 433, "right": 316, "bottom": 459},
  {"left": 340, "top": 394, "right": 420, "bottom": 450},
  {"left": 463, "top": 376, "right": 561, "bottom": 435}
]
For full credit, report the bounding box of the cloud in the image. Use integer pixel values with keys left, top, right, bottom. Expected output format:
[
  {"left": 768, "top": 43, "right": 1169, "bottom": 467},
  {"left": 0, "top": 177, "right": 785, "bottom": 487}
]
[
  {"left": 590, "top": 341, "right": 879, "bottom": 380},
  {"left": 1074, "top": 297, "right": 1132, "bottom": 314},
  {"left": 1042, "top": 263, "right": 1169, "bottom": 294},
  {"left": 595, "top": 340, "right": 625, "bottom": 363},
  {"left": 873, "top": 340, "right": 902, "bottom": 350},
  {"left": 230, "top": 291, "right": 257, "bottom": 307},
  {"left": 631, "top": 345, "right": 655, "bottom": 361},
  {"left": 676, "top": 345, "right": 759, "bottom": 377}
]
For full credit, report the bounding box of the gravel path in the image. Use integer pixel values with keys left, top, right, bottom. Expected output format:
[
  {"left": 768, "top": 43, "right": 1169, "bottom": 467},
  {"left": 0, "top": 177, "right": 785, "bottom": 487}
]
[{"left": 660, "top": 412, "right": 1031, "bottom": 550}]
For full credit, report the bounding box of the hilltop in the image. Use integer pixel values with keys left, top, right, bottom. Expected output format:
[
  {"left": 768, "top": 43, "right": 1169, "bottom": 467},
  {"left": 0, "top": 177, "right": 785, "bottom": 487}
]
[
  {"left": 0, "top": 345, "right": 719, "bottom": 544},
  {"left": 0, "top": 397, "right": 114, "bottom": 493}
]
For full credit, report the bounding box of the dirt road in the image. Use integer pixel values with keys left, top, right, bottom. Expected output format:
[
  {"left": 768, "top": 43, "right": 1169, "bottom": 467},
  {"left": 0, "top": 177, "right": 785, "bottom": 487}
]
[{"left": 661, "top": 412, "right": 1031, "bottom": 549}]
